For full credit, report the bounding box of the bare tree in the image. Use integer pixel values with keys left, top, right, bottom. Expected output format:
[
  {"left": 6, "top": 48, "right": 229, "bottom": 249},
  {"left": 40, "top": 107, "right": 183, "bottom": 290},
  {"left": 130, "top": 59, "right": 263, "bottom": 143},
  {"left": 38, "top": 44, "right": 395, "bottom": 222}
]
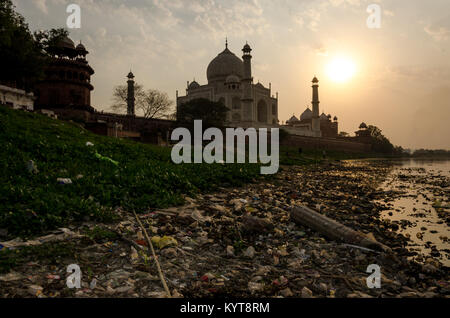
[
  {"left": 111, "top": 83, "right": 145, "bottom": 114},
  {"left": 141, "top": 89, "right": 173, "bottom": 119},
  {"left": 110, "top": 85, "right": 173, "bottom": 119}
]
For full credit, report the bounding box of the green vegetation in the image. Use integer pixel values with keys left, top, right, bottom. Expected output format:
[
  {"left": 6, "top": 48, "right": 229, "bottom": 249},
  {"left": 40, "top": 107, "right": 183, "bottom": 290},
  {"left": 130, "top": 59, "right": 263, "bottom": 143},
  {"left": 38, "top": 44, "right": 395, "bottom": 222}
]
[{"left": 0, "top": 106, "right": 262, "bottom": 237}]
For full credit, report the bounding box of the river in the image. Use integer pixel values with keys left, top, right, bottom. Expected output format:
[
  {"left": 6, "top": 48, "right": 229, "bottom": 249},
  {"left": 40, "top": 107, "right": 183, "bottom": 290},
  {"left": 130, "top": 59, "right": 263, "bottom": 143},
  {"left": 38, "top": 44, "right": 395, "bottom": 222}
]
[{"left": 376, "top": 159, "right": 450, "bottom": 266}]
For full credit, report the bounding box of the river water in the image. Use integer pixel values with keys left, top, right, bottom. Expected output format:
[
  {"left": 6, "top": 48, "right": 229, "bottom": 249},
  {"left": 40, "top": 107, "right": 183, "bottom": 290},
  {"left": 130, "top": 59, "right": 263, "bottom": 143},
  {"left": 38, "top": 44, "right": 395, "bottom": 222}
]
[{"left": 377, "top": 159, "right": 450, "bottom": 267}]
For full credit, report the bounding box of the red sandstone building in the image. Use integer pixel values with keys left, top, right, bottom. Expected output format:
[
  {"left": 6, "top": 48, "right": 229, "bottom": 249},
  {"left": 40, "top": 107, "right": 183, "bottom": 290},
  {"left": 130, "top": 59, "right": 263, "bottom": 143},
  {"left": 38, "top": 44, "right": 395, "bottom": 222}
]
[
  {"left": 34, "top": 36, "right": 173, "bottom": 145},
  {"left": 35, "top": 36, "right": 94, "bottom": 111}
]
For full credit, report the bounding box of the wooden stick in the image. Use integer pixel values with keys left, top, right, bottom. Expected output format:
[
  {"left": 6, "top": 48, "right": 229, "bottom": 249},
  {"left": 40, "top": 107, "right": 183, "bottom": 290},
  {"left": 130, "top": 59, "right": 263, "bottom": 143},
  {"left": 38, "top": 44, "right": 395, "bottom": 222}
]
[
  {"left": 291, "top": 205, "right": 391, "bottom": 252},
  {"left": 132, "top": 210, "right": 172, "bottom": 298}
]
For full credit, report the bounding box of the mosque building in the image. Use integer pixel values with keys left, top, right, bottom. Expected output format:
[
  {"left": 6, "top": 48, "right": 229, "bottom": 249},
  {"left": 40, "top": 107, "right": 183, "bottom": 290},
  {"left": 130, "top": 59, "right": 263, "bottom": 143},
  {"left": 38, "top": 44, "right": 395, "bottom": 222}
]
[
  {"left": 284, "top": 77, "right": 339, "bottom": 138},
  {"left": 176, "top": 40, "right": 279, "bottom": 128}
]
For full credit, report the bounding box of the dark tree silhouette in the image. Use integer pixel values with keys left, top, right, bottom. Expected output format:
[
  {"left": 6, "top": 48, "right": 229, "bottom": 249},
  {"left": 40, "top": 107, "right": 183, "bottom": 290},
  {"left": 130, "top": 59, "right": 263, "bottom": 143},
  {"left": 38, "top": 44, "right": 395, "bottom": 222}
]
[
  {"left": 177, "top": 98, "right": 229, "bottom": 128},
  {"left": 111, "top": 84, "right": 173, "bottom": 119}
]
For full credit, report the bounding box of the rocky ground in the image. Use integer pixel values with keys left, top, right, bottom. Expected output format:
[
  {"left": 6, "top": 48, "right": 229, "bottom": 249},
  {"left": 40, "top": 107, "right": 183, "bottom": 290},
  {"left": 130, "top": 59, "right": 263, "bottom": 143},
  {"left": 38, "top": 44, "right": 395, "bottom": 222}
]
[{"left": 0, "top": 160, "right": 448, "bottom": 298}]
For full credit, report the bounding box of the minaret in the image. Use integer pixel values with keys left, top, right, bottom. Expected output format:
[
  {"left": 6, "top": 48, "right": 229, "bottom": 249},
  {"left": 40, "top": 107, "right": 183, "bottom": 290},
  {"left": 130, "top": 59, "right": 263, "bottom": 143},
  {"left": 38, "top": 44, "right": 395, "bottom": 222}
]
[
  {"left": 311, "top": 76, "right": 321, "bottom": 137},
  {"left": 241, "top": 42, "right": 253, "bottom": 122},
  {"left": 127, "top": 71, "right": 135, "bottom": 116}
]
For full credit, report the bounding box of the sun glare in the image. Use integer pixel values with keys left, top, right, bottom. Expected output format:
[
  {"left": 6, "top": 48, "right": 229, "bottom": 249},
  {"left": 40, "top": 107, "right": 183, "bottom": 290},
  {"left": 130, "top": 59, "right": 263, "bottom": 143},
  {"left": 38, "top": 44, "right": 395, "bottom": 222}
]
[{"left": 326, "top": 57, "right": 356, "bottom": 83}]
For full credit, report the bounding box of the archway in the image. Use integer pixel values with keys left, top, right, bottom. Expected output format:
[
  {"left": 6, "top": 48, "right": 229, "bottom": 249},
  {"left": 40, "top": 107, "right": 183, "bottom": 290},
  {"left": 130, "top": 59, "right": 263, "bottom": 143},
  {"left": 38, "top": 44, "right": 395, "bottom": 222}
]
[{"left": 257, "top": 100, "right": 268, "bottom": 123}]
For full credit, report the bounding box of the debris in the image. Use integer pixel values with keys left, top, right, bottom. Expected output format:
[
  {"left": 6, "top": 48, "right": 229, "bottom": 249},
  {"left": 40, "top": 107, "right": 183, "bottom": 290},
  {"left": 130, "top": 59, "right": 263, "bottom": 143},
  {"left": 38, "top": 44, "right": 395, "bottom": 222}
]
[
  {"left": 28, "top": 285, "right": 43, "bottom": 297},
  {"left": 26, "top": 160, "right": 39, "bottom": 174},
  {"left": 242, "top": 214, "right": 273, "bottom": 233},
  {"left": 85, "top": 141, "right": 94, "bottom": 146},
  {"left": 301, "top": 287, "right": 313, "bottom": 298},
  {"left": 90, "top": 278, "right": 97, "bottom": 290},
  {"left": 226, "top": 245, "right": 235, "bottom": 257},
  {"left": 291, "top": 205, "right": 391, "bottom": 252},
  {"left": 280, "top": 287, "right": 293, "bottom": 297},
  {"left": 0, "top": 272, "right": 24, "bottom": 282},
  {"left": 243, "top": 246, "right": 256, "bottom": 258},
  {"left": 95, "top": 151, "right": 119, "bottom": 166},
  {"left": 130, "top": 246, "right": 139, "bottom": 262},
  {"left": 57, "top": 178, "right": 72, "bottom": 185},
  {"left": 0, "top": 228, "right": 83, "bottom": 248},
  {"left": 248, "top": 282, "right": 264, "bottom": 294},
  {"left": 151, "top": 236, "right": 178, "bottom": 249}
]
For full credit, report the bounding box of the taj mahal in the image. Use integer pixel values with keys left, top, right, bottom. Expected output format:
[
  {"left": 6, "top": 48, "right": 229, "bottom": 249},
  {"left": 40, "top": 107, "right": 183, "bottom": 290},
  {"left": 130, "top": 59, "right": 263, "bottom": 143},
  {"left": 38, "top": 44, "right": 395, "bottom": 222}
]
[
  {"left": 176, "top": 40, "right": 339, "bottom": 138},
  {"left": 176, "top": 40, "right": 279, "bottom": 128}
]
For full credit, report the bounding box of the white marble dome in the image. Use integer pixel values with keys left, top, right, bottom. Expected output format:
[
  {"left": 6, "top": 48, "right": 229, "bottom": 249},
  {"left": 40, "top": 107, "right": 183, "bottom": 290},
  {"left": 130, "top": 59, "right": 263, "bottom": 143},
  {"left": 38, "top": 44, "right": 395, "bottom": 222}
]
[{"left": 207, "top": 47, "right": 243, "bottom": 83}]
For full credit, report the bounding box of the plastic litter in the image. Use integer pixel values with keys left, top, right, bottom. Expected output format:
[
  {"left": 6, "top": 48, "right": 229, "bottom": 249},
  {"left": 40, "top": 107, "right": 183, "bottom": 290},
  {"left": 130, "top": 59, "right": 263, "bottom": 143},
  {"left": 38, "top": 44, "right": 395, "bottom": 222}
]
[
  {"left": 57, "top": 178, "right": 72, "bottom": 185},
  {"left": 86, "top": 141, "right": 94, "bottom": 147},
  {"left": 151, "top": 236, "right": 178, "bottom": 249},
  {"left": 95, "top": 151, "right": 119, "bottom": 166},
  {"left": 26, "top": 160, "right": 39, "bottom": 174}
]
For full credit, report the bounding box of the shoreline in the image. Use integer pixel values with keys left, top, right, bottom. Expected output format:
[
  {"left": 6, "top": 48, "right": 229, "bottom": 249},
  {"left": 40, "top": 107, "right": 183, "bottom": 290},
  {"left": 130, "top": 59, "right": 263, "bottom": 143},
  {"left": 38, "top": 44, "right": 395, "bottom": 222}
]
[{"left": 1, "top": 159, "right": 448, "bottom": 298}]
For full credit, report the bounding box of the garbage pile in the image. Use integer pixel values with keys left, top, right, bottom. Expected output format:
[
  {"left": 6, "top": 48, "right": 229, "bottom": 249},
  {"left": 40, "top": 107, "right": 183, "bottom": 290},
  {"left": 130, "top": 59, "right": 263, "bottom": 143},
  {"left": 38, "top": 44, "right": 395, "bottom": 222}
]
[{"left": 0, "top": 160, "right": 448, "bottom": 298}]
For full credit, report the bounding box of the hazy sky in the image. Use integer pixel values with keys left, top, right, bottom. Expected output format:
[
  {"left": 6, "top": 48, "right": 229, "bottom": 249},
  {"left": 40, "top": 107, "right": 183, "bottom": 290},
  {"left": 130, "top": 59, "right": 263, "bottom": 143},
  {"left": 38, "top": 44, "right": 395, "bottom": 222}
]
[{"left": 13, "top": 0, "right": 450, "bottom": 149}]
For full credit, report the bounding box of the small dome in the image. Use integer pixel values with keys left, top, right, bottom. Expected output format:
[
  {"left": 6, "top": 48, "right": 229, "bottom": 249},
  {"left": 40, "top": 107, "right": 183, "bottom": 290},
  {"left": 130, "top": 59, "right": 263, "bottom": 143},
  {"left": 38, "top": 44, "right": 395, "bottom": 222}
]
[
  {"left": 127, "top": 71, "right": 134, "bottom": 79},
  {"left": 76, "top": 42, "right": 88, "bottom": 56},
  {"left": 76, "top": 42, "right": 85, "bottom": 51},
  {"left": 333, "top": 116, "right": 338, "bottom": 121},
  {"left": 287, "top": 115, "right": 299, "bottom": 123},
  {"left": 188, "top": 80, "right": 200, "bottom": 89},
  {"left": 57, "top": 36, "right": 75, "bottom": 50},
  {"left": 320, "top": 113, "right": 328, "bottom": 120},
  {"left": 359, "top": 122, "right": 368, "bottom": 129},
  {"left": 207, "top": 47, "right": 243, "bottom": 83},
  {"left": 300, "top": 107, "right": 312, "bottom": 121},
  {"left": 312, "top": 76, "right": 319, "bottom": 83},
  {"left": 327, "top": 114, "right": 332, "bottom": 119},
  {"left": 242, "top": 43, "right": 252, "bottom": 53}
]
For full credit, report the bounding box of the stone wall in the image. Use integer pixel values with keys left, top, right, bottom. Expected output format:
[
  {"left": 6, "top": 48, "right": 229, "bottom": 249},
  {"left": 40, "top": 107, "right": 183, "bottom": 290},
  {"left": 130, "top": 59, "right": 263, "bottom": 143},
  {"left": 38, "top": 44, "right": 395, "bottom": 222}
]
[{"left": 281, "top": 134, "right": 371, "bottom": 153}]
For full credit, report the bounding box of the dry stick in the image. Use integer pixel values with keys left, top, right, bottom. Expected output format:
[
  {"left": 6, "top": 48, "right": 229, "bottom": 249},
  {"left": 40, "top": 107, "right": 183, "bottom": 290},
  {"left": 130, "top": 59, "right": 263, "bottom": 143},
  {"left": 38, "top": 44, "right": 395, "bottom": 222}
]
[{"left": 132, "top": 210, "right": 172, "bottom": 298}]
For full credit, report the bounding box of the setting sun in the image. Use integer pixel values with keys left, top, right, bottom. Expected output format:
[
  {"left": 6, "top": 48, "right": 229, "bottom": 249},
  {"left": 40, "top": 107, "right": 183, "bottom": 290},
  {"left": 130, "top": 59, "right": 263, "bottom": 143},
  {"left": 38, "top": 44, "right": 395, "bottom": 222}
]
[{"left": 326, "top": 57, "right": 356, "bottom": 83}]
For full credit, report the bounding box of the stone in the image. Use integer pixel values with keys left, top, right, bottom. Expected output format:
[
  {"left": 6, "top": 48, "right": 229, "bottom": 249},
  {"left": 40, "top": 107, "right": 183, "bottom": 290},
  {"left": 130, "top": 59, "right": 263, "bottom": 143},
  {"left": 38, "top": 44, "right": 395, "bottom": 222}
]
[
  {"left": 280, "top": 288, "right": 293, "bottom": 297},
  {"left": 301, "top": 287, "right": 313, "bottom": 298},
  {"left": 422, "top": 264, "right": 437, "bottom": 274},
  {"left": 161, "top": 247, "right": 177, "bottom": 258},
  {"left": 226, "top": 245, "right": 235, "bottom": 257},
  {"left": 243, "top": 246, "right": 256, "bottom": 258},
  {"left": 0, "top": 272, "right": 24, "bottom": 282},
  {"left": 248, "top": 282, "right": 264, "bottom": 294},
  {"left": 28, "top": 285, "right": 43, "bottom": 297}
]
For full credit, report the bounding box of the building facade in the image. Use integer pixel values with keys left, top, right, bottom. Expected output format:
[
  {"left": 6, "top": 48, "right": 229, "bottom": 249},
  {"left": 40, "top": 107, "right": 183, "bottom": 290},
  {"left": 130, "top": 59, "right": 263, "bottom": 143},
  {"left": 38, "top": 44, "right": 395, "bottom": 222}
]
[
  {"left": 177, "top": 41, "right": 279, "bottom": 128},
  {"left": 0, "top": 84, "right": 35, "bottom": 111},
  {"left": 34, "top": 36, "right": 94, "bottom": 111},
  {"left": 284, "top": 77, "right": 338, "bottom": 138}
]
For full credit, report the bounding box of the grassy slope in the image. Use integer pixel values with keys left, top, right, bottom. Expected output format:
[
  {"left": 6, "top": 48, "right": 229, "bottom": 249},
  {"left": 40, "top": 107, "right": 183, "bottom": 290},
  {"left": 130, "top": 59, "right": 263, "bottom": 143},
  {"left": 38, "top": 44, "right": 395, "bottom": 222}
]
[{"left": 0, "top": 107, "right": 262, "bottom": 237}]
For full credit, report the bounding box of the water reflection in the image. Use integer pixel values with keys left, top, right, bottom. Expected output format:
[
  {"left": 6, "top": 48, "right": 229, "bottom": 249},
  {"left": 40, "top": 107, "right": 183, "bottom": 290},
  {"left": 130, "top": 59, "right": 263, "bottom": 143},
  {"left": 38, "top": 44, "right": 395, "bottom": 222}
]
[{"left": 378, "top": 159, "right": 449, "bottom": 266}]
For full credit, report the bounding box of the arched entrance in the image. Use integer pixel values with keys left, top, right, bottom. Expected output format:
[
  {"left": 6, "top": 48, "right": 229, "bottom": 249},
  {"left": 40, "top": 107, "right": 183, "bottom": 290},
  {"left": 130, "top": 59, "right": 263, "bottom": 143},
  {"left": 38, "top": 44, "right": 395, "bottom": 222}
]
[{"left": 257, "top": 100, "right": 268, "bottom": 123}]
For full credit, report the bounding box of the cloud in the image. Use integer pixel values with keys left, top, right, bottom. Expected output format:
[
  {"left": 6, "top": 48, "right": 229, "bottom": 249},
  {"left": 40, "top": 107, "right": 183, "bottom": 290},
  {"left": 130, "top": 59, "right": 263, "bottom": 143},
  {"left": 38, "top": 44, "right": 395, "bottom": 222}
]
[
  {"left": 34, "top": 0, "right": 48, "bottom": 14},
  {"left": 387, "top": 65, "right": 450, "bottom": 82},
  {"left": 425, "top": 25, "right": 450, "bottom": 42}
]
